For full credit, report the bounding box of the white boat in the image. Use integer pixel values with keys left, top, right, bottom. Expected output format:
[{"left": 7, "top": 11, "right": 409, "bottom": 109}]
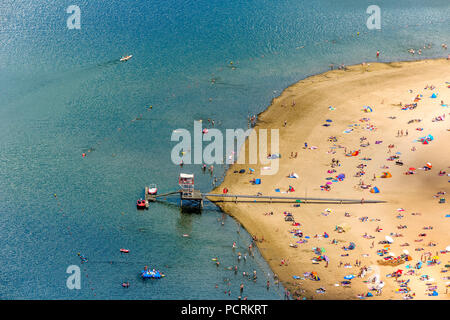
[
  {"left": 148, "top": 184, "right": 158, "bottom": 195},
  {"left": 120, "top": 55, "right": 133, "bottom": 62}
]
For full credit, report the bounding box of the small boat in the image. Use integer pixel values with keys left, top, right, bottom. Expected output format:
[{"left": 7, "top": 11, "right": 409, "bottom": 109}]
[
  {"left": 141, "top": 269, "right": 164, "bottom": 279},
  {"left": 120, "top": 249, "right": 129, "bottom": 253},
  {"left": 136, "top": 199, "right": 149, "bottom": 209},
  {"left": 120, "top": 55, "right": 133, "bottom": 62},
  {"left": 148, "top": 184, "right": 158, "bottom": 195}
]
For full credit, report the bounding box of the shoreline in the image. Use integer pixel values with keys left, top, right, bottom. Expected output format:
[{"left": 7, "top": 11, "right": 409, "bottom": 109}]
[{"left": 209, "top": 57, "right": 450, "bottom": 299}]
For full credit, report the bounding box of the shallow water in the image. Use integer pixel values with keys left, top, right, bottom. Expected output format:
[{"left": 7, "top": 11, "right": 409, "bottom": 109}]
[{"left": 0, "top": 0, "right": 448, "bottom": 299}]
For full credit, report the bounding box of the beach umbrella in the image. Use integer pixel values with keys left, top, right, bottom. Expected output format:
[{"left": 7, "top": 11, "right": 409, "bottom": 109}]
[
  {"left": 385, "top": 236, "right": 394, "bottom": 243},
  {"left": 403, "top": 249, "right": 410, "bottom": 255},
  {"left": 344, "top": 275, "right": 355, "bottom": 280},
  {"left": 382, "top": 172, "right": 392, "bottom": 178},
  {"left": 426, "top": 162, "right": 432, "bottom": 168},
  {"left": 370, "top": 187, "right": 380, "bottom": 193},
  {"left": 409, "top": 167, "right": 416, "bottom": 171}
]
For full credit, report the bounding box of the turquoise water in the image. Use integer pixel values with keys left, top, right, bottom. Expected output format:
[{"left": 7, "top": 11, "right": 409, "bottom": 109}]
[{"left": 0, "top": 1, "right": 448, "bottom": 299}]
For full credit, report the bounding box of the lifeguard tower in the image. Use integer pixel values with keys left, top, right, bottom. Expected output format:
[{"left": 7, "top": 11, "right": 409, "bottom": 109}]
[{"left": 179, "top": 173, "right": 203, "bottom": 208}]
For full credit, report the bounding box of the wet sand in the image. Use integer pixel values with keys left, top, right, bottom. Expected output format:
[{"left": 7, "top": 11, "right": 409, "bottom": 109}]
[{"left": 209, "top": 58, "right": 450, "bottom": 299}]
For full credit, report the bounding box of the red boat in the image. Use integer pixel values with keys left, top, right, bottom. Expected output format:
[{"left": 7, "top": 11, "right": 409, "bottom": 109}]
[
  {"left": 120, "top": 249, "right": 129, "bottom": 253},
  {"left": 136, "top": 199, "right": 149, "bottom": 209}
]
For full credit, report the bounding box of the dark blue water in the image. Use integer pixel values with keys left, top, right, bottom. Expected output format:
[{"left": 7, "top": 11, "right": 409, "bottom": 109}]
[{"left": 0, "top": 0, "right": 448, "bottom": 299}]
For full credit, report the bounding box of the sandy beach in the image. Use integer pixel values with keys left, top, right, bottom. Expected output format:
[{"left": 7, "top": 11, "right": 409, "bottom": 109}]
[{"left": 209, "top": 58, "right": 450, "bottom": 300}]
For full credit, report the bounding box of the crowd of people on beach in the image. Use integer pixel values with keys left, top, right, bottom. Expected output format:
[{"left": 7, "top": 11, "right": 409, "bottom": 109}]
[{"left": 237, "top": 78, "right": 449, "bottom": 300}]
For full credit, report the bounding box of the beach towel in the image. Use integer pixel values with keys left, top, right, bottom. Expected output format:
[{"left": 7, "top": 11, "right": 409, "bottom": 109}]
[{"left": 269, "top": 153, "right": 281, "bottom": 159}]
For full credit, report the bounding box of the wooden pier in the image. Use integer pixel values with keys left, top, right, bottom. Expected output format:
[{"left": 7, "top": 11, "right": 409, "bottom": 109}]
[
  {"left": 145, "top": 188, "right": 204, "bottom": 208},
  {"left": 141, "top": 173, "right": 386, "bottom": 210},
  {"left": 203, "top": 193, "right": 387, "bottom": 204},
  {"left": 143, "top": 187, "right": 385, "bottom": 208}
]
